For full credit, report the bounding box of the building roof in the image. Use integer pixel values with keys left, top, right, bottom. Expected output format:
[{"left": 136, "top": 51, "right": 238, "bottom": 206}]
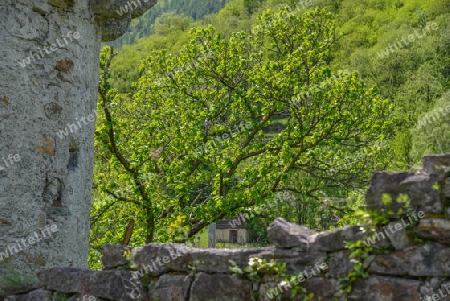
[{"left": 216, "top": 216, "right": 247, "bottom": 229}]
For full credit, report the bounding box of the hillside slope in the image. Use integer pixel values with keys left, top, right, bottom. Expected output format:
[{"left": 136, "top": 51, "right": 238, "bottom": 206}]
[{"left": 107, "top": 0, "right": 229, "bottom": 48}]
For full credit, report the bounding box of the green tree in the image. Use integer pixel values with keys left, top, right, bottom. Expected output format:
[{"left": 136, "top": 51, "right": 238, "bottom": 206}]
[
  {"left": 152, "top": 12, "right": 194, "bottom": 36},
  {"left": 244, "top": 0, "right": 265, "bottom": 13},
  {"left": 90, "top": 8, "right": 391, "bottom": 265},
  {"left": 410, "top": 90, "right": 450, "bottom": 162}
]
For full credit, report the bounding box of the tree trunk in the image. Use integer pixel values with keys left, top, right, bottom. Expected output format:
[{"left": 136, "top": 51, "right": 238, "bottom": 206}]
[{"left": 0, "top": 0, "right": 156, "bottom": 284}]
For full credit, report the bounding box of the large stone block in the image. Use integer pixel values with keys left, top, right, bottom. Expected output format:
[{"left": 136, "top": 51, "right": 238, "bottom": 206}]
[
  {"left": 189, "top": 273, "right": 253, "bottom": 301},
  {"left": 368, "top": 244, "right": 450, "bottom": 276},
  {"left": 190, "top": 247, "right": 268, "bottom": 273},
  {"left": 131, "top": 243, "right": 191, "bottom": 276},
  {"left": 0, "top": 285, "right": 39, "bottom": 299},
  {"left": 386, "top": 221, "right": 412, "bottom": 250},
  {"left": 4, "top": 289, "right": 55, "bottom": 301},
  {"left": 252, "top": 247, "right": 326, "bottom": 274},
  {"left": 38, "top": 268, "right": 146, "bottom": 301},
  {"left": 37, "top": 268, "right": 94, "bottom": 293},
  {"left": 99, "top": 17, "right": 132, "bottom": 42},
  {"left": 439, "top": 281, "right": 450, "bottom": 301},
  {"left": 445, "top": 178, "right": 450, "bottom": 199},
  {"left": 148, "top": 274, "right": 192, "bottom": 301},
  {"left": 421, "top": 154, "right": 450, "bottom": 176},
  {"left": 101, "top": 244, "right": 134, "bottom": 269},
  {"left": 301, "top": 278, "right": 339, "bottom": 301},
  {"left": 365, "top": 172, "right": 443, "bottom": 216},
  {"left": 420, "top": 278, "right": 450, "bottom": 301},
  {"left": 309, "top": 226, "right": 365, "bottom": 252},
  {"left": 131, "top": 243, "right": 267, "bottom": 276},
  {"left": 259, "top": 278, "right": 338, "bottom": 301},
  {"left": 348, "top": 276, "right": 422, "bottom": 301},
  {"left": 267, "top": 218, "right": 316, "bottom": 249},
  {"left": 327, "top": 250, "right": 354, "bottom": 278},
  {"left": 86, "top": 270, "right": 146, "bottom": 301},
  {"left": 417, "top": 219, "right": 450, "bottom": 244}
]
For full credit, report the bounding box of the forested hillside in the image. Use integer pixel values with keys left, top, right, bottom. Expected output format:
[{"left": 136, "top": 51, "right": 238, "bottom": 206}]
[
  {"left": 107, "top": 0, "right": 230, "bottom": 48},
  {"left": 89, "top": 0, "right": 450, "bottom": 269}
]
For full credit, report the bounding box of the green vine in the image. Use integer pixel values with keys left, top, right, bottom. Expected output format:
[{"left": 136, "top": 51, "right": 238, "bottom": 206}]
[
  {"left": 230, "top": 257, "right": 313, "bottom": 300},
  {"left": 338, "top": 239, "right": 372, "bottom": 293},
  {"left": 339, "top": 193, "right": 414, "bottom": 294}
]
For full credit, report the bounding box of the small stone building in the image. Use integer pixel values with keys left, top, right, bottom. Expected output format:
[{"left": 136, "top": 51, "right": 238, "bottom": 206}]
[{"left": 216, "top": 215, "right": 250, "bottom": 244}]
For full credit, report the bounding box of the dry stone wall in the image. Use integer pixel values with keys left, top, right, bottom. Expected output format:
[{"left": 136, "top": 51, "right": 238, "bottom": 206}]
[{"left": 2, "top": 156, "right": 450, "bottom": 301}]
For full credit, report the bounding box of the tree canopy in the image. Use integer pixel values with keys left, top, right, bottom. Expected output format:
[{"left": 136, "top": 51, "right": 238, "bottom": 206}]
[{"left": 89, "top": 7, "right": 392, "bottom": 268}]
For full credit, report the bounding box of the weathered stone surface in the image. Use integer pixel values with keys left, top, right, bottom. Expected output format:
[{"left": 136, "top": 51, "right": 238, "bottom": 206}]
[
  {"left": 362, "top": 227, "right": 391, "bottom": 248},
  {"left": 439, "top": 281, "right": 450, "bottom": 301},
  {"left": 131, "top": 243, "right": 269, "bottom": 275},
  {"left": 300, "top": 278, "right": 339, "bottom": 301},
  {"left": 417, "top": 219, "right": 450, "bottom": 244},
  {"left": 190, "top": 247, "right": 266, "bottom": 274},
  {"left": 267, "top": 218, "right": 316, "bottom": 248},
  {"left": 327, "top": 250, "right": 355, "bottom": 278},
  {"left": 86, "top": 270, "right": 146, "bottom": 301},
  {"left": 420, "top": 278, "right": 450, "bottom": 301},
  {"left": 368, "top": 244, "right": 450, "bottom": 276},
  {"left": 0, "top": 285, "right": 40, "bottom": 297},
  {"left": 189, "top": 273, "right": 253, "bottom": 301},
  {"left": 310, "top": 226, "right": 365, "bottom": 251},
  {"left": 386, "top": 221, "right": 412, "bottom": 250},
  {"left": 348, "top": 276, "right": 422, "bottom": 301},
  {"left": 0, "top": 0, "right": 158, "bottom": 285},
  {"left": 421, "top": 154, "right": 450, "bottom": 177},
  {"left": 259, "top": 277, "right": 338, "bottom": 301},
  {"left": 48, "top": 0, "right": 74, "bottom": 8},
  {"left": 90, "top": 0, "right": 158, "bottom": 41},
  {"left": 38, "top": 267, "right": 94, "bottom": 293},
  {"left": 258, "top": 281, "right": 282, "bottom": 301},
  {"left": 4, "top": 288, "right": 55, "bottom": 301},
  {"left": 90, "top": 0, "right": 158, "bottom": 21},
  {"left": 101, "top": 244, "right": 133, "bottom": 269},
  {"left": 100, "top": 17, "right": 132, "bottom": 42},
  {"left": 38, "top": 268, "right": 145, "bottom": 301},
  {"left": 281, "top": 254, "right": 327, "bottom": 275},
  {"left": 0, "top": 0, "right": 100, "bottom": 282},
  {"left": 131, "top": 243, "right": 191, "bottom": 276},
  {"left": 249, "top": 247, "right": 326, "bottom": 274},
  {"left": 148, "top": 274, "right": 192, "bottom": 301},
  {"left": 445, "top": 178, "right": 450, "bottom": 199},
  {"left": 365, "top": 172, "right": 443, "bottom": 216}
]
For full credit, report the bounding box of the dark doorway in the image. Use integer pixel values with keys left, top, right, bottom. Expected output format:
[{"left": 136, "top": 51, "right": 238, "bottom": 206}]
[{"left": 229, "top": 230, "right": 238, "bottom": 243}]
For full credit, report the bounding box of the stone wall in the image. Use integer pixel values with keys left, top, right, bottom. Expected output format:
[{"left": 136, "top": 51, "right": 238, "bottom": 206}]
[{"left": 2, "top": 154, "right": 450, "bottom": 301}]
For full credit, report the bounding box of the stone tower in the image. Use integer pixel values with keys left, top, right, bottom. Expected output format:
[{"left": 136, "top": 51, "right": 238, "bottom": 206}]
[{"left": 0, "top": 0, "right": 156, "bottom": 285}]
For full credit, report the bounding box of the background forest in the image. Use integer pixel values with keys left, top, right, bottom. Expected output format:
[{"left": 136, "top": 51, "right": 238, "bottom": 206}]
[{"left": 88, "top": 0, "right": 450, "bottom": 269}]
